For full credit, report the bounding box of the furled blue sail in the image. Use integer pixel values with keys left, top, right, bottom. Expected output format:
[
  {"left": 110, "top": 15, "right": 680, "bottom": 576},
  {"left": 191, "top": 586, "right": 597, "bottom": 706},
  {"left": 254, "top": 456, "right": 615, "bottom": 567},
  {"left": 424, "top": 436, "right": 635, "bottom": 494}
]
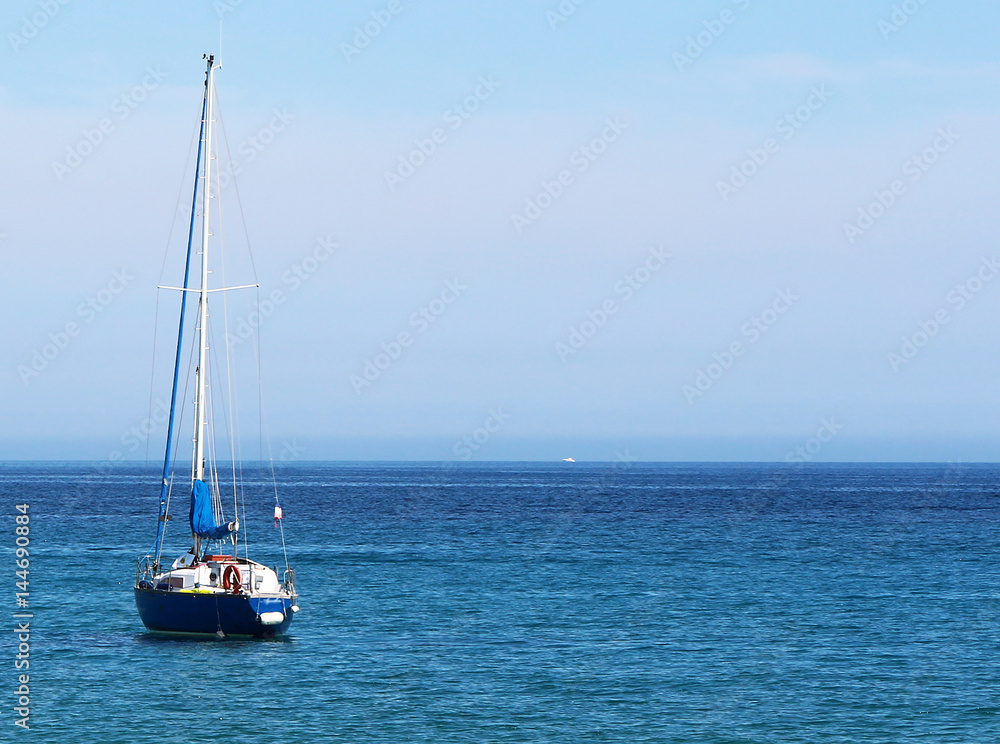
[{"left": 189, "top": 479, "right": 236, "bottom": 540}]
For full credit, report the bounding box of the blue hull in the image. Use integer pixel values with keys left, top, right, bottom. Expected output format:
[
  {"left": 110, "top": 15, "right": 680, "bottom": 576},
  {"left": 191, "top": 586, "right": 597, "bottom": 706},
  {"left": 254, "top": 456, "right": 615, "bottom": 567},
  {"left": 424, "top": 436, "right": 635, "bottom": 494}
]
[{"left": 134, "top": 587, "right": 294, "bottom": 638}]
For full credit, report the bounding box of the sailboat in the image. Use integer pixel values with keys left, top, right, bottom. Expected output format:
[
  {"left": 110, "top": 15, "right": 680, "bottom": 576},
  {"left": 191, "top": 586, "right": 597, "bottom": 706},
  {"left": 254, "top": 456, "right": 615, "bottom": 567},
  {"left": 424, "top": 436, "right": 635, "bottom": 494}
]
[{"left": 134, "top": 55, "right": 298, "bottom": 638}]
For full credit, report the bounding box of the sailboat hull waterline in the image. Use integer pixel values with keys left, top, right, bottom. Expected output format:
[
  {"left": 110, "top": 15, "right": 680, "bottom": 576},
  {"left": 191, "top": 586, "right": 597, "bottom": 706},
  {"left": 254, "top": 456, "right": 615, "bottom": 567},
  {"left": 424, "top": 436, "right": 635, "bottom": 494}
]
[
  {"left": 134, "top": 54, "right": 298, "bottom": 639},
  {"left": 135, "top": 589, "right": 294, "bottom": 637},
  {"left": 135, "top": 590, "right": 294, "bottom": 638},
  {"left": 135, "top": 556, "right": 297, "bottom": 638}
]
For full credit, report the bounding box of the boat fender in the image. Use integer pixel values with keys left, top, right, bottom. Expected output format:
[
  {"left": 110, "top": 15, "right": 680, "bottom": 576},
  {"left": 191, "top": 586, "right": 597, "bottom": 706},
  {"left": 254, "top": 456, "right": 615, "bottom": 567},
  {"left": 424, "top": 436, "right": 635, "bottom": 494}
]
[
  {"left": 259, "top": 611, "right": 285, "bottom": 625},
  {"left": 222, "top": 564, "right": 242, "bottom": 594}
]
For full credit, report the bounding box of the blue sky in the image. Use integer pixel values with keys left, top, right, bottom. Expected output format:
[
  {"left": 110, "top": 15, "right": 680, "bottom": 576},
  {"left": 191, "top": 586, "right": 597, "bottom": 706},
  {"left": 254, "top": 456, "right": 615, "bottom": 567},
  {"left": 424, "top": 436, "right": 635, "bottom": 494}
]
[{"left": 2, "top": 1, "right": 1000, "bottom": 461}]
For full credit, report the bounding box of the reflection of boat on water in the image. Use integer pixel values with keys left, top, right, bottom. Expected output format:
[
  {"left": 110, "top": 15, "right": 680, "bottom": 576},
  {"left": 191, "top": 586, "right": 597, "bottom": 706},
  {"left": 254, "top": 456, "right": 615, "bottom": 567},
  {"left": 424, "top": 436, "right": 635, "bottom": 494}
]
[{"left": 133, "top": 54, "right": 297, "bottom": 638}]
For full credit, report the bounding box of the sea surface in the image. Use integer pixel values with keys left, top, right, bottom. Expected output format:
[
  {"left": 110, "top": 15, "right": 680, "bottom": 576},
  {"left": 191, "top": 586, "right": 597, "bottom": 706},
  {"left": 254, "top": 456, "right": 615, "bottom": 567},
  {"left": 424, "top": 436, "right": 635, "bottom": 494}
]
[{"left": 2, "top": 461, "right": 1000, "bottom": 743}]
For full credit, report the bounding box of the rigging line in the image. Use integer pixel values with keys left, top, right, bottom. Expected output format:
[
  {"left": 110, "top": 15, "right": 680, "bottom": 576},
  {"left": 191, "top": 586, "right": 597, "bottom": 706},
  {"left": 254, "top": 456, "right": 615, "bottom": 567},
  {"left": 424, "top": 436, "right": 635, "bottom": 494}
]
[
  {"left": 249, "top": 312, "right": 289, "bottom": 571},
  {"left": 217, "top": 87, "right": 276, "bottom": 565},
  {"left": 157, "top": 322, "right": 197, "bottom": 567},
  {"left": 229, "top": 299, "right": 248, "bottom": 562},
  {"left": 238, "top": 452, "right": 249, "bottom": 561},
  {"left": 203, "top": 81, "right": 224, "bottom": 529},
  {"left": 207, "top": 116, "right": 242, "bottom": 556},
  {"left": 156, "top": 117, "right": 202, "bottom": 289},
  {"left": 146, "top": 115, "right": 202, "bottom": 472},
  {"left": 209, "top": 357, "right": 236, "bottom": 553},
  {"left": 209, "top": 322, "right": 242, "bottom": 545},
  {"left": 213, "top": 591, "right": 224, "bottom": 638},
  {"left": 216, "top": 102, "right": 259, "bottom": 283},
  {"left": 206, "top": 317, "right": 236, "bottom": 543},
  {"left": 192, "top": 298, "right": 203, "bottom": 484},
  {"left": 206, "top": 363, "right": 219, "bottom": 524},
  {"left": 217, "top": 99, "right": 258, "bottom": 560},
  {"left": 209, "top": 317, "right": 243, "bottom": 553},
  {"left": 214, "top": 120, "right": 241, "bottom": 545},
  {"left": 148, "top": 97, "right": 207, "bottom": 565},
  {"left": 204, "top": 342, "right": 226, "bottom": 531},
  {"left": 235, "top": 291, "right": 260, "bottom": 562}
]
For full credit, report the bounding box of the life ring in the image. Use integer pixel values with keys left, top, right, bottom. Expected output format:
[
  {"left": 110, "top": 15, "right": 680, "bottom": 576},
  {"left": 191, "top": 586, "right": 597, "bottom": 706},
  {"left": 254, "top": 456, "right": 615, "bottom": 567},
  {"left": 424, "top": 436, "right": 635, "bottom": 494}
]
[{"left": 222, "top": 564, "right": 242, "bottom": 594}]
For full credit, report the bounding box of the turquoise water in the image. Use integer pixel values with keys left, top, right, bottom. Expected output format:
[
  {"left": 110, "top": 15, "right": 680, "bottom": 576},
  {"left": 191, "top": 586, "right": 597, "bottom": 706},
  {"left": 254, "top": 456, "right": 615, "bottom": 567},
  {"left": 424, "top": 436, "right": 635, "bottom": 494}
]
[{"left": 3, "top": 462, "right": 1000, "bottom": 742}]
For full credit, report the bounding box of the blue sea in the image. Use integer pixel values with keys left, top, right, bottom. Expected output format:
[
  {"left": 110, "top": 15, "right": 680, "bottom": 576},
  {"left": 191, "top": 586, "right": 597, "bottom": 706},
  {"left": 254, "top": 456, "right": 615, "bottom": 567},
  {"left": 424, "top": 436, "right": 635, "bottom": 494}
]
[{"left": 3, "top": 461, "right": 1000, "bottom": 742}]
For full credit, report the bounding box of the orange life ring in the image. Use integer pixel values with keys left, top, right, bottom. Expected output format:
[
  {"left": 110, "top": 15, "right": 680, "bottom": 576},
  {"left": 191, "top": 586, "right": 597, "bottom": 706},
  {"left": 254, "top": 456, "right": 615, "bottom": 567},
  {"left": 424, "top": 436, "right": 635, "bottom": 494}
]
[{"left": 222, "top": 564, "right": 242, "bottom": 594}]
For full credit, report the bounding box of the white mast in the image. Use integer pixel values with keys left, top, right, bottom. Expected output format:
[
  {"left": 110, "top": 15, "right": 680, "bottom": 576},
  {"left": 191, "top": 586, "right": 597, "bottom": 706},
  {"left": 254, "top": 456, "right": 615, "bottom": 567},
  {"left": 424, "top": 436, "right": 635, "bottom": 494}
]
[{"left": 193, "top": 55, "right": 216, "bottom": 486}]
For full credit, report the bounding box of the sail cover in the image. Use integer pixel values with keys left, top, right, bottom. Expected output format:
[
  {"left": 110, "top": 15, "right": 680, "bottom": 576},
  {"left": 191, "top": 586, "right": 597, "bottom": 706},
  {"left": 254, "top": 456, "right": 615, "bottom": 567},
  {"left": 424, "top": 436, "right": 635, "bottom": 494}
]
[{"left": 189, "top": 479, "right": 235, "bottom": 540}]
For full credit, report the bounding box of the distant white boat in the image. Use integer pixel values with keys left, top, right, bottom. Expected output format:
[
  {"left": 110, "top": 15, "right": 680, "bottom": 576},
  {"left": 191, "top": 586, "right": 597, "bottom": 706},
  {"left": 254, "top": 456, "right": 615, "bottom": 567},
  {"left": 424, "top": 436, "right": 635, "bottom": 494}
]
[{"left": 562, "top": 458, "right": 575, "bottom": 463}]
